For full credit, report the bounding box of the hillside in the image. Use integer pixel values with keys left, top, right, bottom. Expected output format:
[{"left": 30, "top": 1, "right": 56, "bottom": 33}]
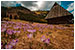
[
  {"left": 1, "top": 20, "right": 74, "bottom": 49},
  {"left": 33, "top": 10, "right": 49, "bottom": 19},
  {"left": 1, "top": 6, "right": 47, "bottom": 23}
]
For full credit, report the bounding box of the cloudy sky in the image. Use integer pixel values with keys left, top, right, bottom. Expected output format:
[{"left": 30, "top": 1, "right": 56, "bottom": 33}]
[{"left": 1, "top": 1, "right": 74, "bottom": 14}]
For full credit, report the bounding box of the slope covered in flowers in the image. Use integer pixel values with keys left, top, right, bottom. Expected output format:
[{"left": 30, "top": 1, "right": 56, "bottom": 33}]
[{"left": 1, "top": 20, "right": 74, "bottom": 49}]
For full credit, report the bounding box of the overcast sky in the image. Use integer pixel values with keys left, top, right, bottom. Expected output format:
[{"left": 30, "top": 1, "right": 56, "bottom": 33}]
[{"left": 1, "top": 1, "right": 74, "bottom": 15}]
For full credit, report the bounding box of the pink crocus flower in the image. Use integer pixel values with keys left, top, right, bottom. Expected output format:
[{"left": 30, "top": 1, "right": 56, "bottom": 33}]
[
  {"left": 6, "top": 29, "right": 13, "bottom": 35},
  {"left": 10, "top": 42, "right": 16, "bottom": 46},
  {"left": 5, "top": 45, "right": 12, "bottom": 49},
  {"left": 13, "top": 30, "right": 17, "bottom": 34},
  {"left": 7, "top": 25, "right": 12, "bottom": 27},
  {"left": 72, "top": 30, "right": 74, "bottom": 32},
  {"left": 1, "top": 28, "right": 6, "bottom": 32},
  {"left": 49, "top": 25, "right": 54, "bottom": 29},
  {"left": 10, "top": 39, "right": 18, "bottom": 46},
  {"left": 27, "top": 29, "right": 36, "bottom": 33},
  {"left": 1, "top": 42, "right": 3, "bottom": 48},
  {"left": 13, "top": 26, "right": 19, "bottom": 29},
  {"left": 39, "top": 29, "right": 43, "bottom": 32},
  {"left": 17, "top": 31, "right": 21, "bottom": 33},
  {"left": 27, "top": 34, "right": 33, "bottom": 38},
  {"left": 1, "top": 21, "right": 6, "bottom": 23},
  {"left": 40, "top": 36, "right": 50, "bottom": 44},
  {"left": 40, "top": 35, "right": 46, "bottom": 41},
  {"left": 12, "top": 39, "right": 18, "bottom": 43},
  {"left": 44, "top": 38, "right": 50, "bottom": 44}
]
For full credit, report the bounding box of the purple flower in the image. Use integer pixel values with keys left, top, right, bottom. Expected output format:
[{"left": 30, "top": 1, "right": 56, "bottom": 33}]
[
  {"left": 27, "top": 34, "right": 33, "bottom": 38},
  {"left": 40, "top": 36, "right": 50, "bottom": 44},
  {"left": 10, "top": 39, "right": 18, "bottom": 46},
  {"left": 13, "top": 26, "right": 19, "bottom": 29},
  {"left": 12, "top": 39, "right": 18, "bottom": 43},
  {"left": 49, "top": 25, "right": 54, "bottom": 29},
  {"left": 6, "top": 29, "right": 13, "bottom": 35},
  {"left": 17, "top": 31, "right": 21, "bottom": 33},
  {"left": 19, "top": 27, "right": 22, "bottom": 29},
  {"left": 2, "top": 24, "right": 7, "bottom": 28},
  {"left": 72, "top": 30, "right": 74, "bottom": 32},
  {"left": 12, "top": 30, "right": 17, "bottom": 34},
  {"left": 5, "top": 45, "right": 13, "bottom": 49},
  {"left": 23, "top": 28, "right": 26, "bottom": 32},
  {"left": 40, "top": 35, "right": 46, "bottom": 41},
  {"left": 63, "top": 27, "right": 67, "bottom": 29},
  {"left": 12, "top": 30, "right": 21, "bottom": 34},
  {"left": 12, "top": 22, "right": 15, "bottom": 24},
  {"left": 10, "top": 42, "right": 16, "bottom": 46},
  {"left": 22, "top": 24, "right": 26, "bottom": 26},
  {"left": 1, "top": 21, "right": 6, "bottom": 23},
  {"left": 41, "top": 38, "right": 45, "bottom": 42},
  {"left": 56, "top": 26, "right": 66, "bottom": 30},
  {"left": 56, "top": 26, "right": 62, "bottom": 29},
  {"left": 27, "top": 29, "right": 36, "bottom": 33},
  {"left": 1, "top": 28, "right": 6, "bottom": 32},
  {"left": 44, "top": 38, "right": 50, "bottom": 44},
  {"left": 7, "top": 25, "right": 12, "bottom": 27},
  {"left": 1, "top": 42, "right": 3, "bottom": 48},
  {"left": 39, "top": 29, "right": 43, "bottom": 32}
]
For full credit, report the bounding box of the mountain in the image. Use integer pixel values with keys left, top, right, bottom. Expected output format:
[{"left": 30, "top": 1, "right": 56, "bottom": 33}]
[{"left": 1, "top": 6, "right": 47, "bottom": 23}]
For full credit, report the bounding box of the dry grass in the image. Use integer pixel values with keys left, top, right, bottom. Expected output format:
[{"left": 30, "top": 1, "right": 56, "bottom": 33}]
[{"left": 1, "top": 20, "right": 74, "bottom": 49}]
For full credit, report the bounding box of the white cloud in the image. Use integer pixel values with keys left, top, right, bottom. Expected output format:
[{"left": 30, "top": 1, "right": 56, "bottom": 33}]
[
  {"left": 25, "top": 1, "right": 45, "bottom": 11},
  {"left": 24, "top": 1, "right": 55, "bottom": 11},
  {"left": 28, "top": 1, "right": 61, "bottom": 11},
  {"left": 1, "top": 1, "right": 17, "bottom": 7},
  {"left": 71, "top": 11, "right": 74, "bottom": 15},
  {"left": 67, "top": 3, "right": 74, "bottom": 11},
  {"left": 1, "top": 1, "right": 62, "bottom": 11},
  {"left": 34, "top": 1, "right": 45, "bottom": 9},
  {"left": 56, "top": 1, "right": 61, "bottom": 5},
  {"left": 30, "top": 1, "right": 55, "bottom": 11}
]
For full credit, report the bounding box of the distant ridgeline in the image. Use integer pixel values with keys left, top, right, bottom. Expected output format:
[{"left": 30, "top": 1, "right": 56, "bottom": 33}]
[
  {"left": 1, "top": 6, "right": 47, "bottom": 23},
  {"left": 1, "top": 2, "right": 74, "bottom": 24}
]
